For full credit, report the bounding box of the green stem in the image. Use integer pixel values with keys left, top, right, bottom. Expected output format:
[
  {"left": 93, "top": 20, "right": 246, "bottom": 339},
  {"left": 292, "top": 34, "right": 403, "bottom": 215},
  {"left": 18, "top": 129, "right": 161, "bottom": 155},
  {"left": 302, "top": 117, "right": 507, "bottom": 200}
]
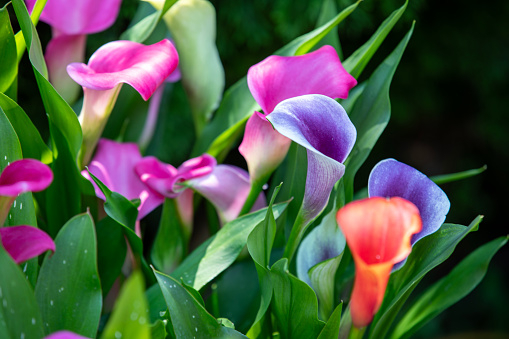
[
  {"left": 348, "top": 326, "right": 366, "bottom": 339},
  {"left": 239, "top": 178, "right": 265, "bottom": 216},
  {"left": 282, "top": 210, "right": 308, "bottom": 263}
]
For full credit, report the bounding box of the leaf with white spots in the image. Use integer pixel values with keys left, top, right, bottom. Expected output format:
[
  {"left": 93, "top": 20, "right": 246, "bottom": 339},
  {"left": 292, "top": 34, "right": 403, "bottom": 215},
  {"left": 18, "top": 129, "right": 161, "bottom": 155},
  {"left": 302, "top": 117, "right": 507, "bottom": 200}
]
[{"left": 35, "top": 213, "right": 102, "bottom": 337}]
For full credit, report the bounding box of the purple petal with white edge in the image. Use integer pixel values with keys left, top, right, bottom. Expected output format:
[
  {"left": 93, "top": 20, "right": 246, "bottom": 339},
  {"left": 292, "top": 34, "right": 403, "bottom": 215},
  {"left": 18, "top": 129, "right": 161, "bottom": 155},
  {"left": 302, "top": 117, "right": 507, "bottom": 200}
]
[
  {"left": 26, "top": 0, "right": 122, "bottom": 35},
  {"left": 247, "top": 45, "right": 357, "bottom": 114},
  {"left": 368, "top": 158, "right": 450, "bottom": 245},
  {"left": 267, "top": 94, "right": 356, "bottom": 222},
  {"left": 44, "top": 330, "right": 91, "bottom": 339},
  {"left": 81, "top": 139, "right": 164, "bottom": 219},
  {"left": 187, "top": 165, "right": 266, "bottom": 223},
  {"left": 0, "top": 159, "right": 53, "bottom": 196},
  {"left": 67, "top": 39, "right": 179, "bottom": 100},
  {"left": 296, "top": 210, "right": 346, "bottom": 287},
  {"left": 238, "top": 112, "right": 292, "bottom": 183},
  {"left": 0, "top": 226, "right": 55, "bottom": 264}
]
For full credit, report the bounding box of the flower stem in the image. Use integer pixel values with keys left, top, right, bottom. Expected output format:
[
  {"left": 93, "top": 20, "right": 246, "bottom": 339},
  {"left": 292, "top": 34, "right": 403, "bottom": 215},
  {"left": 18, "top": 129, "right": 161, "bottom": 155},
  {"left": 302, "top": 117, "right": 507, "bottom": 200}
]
[{"left": 239, "top": 178, "right": 265, "bottom": 216}]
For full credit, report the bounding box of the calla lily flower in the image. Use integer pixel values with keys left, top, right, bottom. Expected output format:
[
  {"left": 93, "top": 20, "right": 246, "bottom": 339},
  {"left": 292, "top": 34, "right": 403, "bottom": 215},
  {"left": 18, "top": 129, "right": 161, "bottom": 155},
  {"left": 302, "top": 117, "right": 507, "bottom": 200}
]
[
  {"left": 267, "top": 94, "right": 356, "bottom": 260},
  {"left": 81, "top": 139, "right": 164, "bottom": 220},
  {"left": 26, "top": 0, "right": 123, "bottom": 103},
  {"left": 0, "top": 159, "right": 53, "bottom": 225},
  {"left": 239, "top": 45, "right": 357, "bottom": 187},
  {"left": 44, "top": 330, "right": 91, "bottom": 339},
  {"left": 0, "top": 225, "right": 55, "bottom": 264},
  {"left": 68, "top": 39, "right": 179, "bottom": 166},
  {"left": 186, "top": 165, "right": 266, "bottom": 223},
  {"left": 336, "top": 197, "right": 422, "bottom": 328},
  {"left": 368, "top": 158, "right": 451, "bottom": 245}
]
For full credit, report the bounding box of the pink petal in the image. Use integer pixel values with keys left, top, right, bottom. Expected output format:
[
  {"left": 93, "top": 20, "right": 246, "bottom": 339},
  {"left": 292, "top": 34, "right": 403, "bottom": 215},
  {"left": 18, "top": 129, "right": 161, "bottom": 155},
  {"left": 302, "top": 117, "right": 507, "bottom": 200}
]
[
  {"left": 247, "top": 45, "right": 357, "bottom": 114},
  {"left": 238, "top": 112, "right": 292, "bottom": 183},
  {"left": 0, "top": 159, "right": 53, "bottom": 196},
  {"left": 44, "top": 330, "right": 91, "bottom": 339},
  {"left": 0, "top": 225, "right": 55, "bottom": 264},
  {"left": 81, "top": 139, "right": 164, "bottom": 219},
  {"left": 26, "top": 0, "right": 122, "bottom": 35},
  {"left": 67, "top": 40, "right": 179, "bottom": 100},
  {"left": 187, "top": 165, "right": 266, "bottom": 223}
]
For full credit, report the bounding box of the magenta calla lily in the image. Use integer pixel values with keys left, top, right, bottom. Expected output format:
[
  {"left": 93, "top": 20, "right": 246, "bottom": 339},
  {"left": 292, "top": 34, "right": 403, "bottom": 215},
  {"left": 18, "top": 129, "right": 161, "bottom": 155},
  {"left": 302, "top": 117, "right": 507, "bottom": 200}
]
[
  {"left": 239, "top": 45, "right": 357, "bottom": 202},
  {"left": 44, "top": 330, "right": 91, "bottom": 339},
  {"left": 0, "top": 226, "right": 55, "bottom": 264},
  {"left": 82, "top": 139, "right": 164, "bottom": 220},
  {"left": 186, "top": 165, "right": 266, "bottom": 223},
  {"left": 68, "top": 39, "right": 179, "bottom": 166},
  {"left": 0, "top": 159, "right": 53, "bottom": 225}
]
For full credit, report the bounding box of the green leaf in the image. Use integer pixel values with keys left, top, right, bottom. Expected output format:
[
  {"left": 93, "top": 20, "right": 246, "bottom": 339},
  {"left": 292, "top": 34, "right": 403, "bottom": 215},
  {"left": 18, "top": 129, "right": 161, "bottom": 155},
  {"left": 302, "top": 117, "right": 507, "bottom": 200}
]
[
  {"left": 342, "top": 0, "right": 408, "bottom": 79},
  {"left": 153, "top": 269, "right": 248, "bottom": 338},
  {"left": 0, "top": 92, "right": 51, "bottom": 163},
  {"left": 171, "top": 202, "right": 289, "bottom": 291},
  {"left": 12, "top": 0, "right": 82, "bottom": 161},
  {"left": 0, "top": 242, "right": 45, "bottom": 339},
  {"left": 150, "top": 319, "right": 168, "bottom": 339},
  {"left": 191, "top": 2, "right": 358, "bottom": 159},
  {"left": 101, "top": 271, "right": 151, "bottom": 339},
  {"left": 317, "top": 303, "right": 342, "bottom": 339},
  {"left": 151, "top": 198, "right": 190, "bottom": 274},
  {"left": 0, "top": 3, "right": 17, "bottom": 93},
  {"left": 270, "top": 259, "right": 325, "bottom": 339},
  {"left": 35, "top": 213, "right": 102, "bottom": 337},
  {"left": 313, "top": 0, "right": 342, "bottom": 56},
  {"left": 370, "top": 216, "right": 483, "bottom": 339},
  {"left": 390, "top": 236, "right": 507, "bottom": 339},
  {"left": 96, "top": 217, "right": 128, "bottom": 296},
  {"left": 431, "top": 165, "right": 487, "bottom": 185},
  {"left": 343, "top": 23, "right": 414, "bottom": 202}
]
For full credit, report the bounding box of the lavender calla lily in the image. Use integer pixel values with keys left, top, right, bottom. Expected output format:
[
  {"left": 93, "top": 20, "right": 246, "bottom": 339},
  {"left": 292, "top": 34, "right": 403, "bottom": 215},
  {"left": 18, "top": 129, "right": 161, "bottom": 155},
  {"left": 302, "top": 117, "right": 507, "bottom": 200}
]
[
  {"left": 68, "top": 39, "right": 179, "bottom": 166},
  {"left": 81, "top": 139, "right": 164, "bottom": 220},
  {"left": 267, "top": 94, "right": 356, "bottom": 260},
  {"left": 0, "top": 225, "right": 55, "bottom": 264}
]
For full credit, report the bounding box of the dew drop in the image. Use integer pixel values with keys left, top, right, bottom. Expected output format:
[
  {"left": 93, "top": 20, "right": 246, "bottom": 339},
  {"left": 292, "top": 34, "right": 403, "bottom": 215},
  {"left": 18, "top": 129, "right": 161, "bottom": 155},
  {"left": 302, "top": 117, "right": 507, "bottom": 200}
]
[
  {"left": 9, "top": 214, "right": 11, "bottom": 220},
  {"left": 84, "top": 249, "right": 88, "bottom": 254},
  {"left": 4, "top": 156, "right": 6, "bottom": 160},
  {"left": 114, "top": 331, "right": 122, "bottom": 338},
  {"left": 130, "top": 312, "right": 138, "bottom": 321},
  {"left": 31, "top": 318, "right": 36, "bottom": 325},
  {"left": 7, "top": 162, "right": 9, "bottom": 166},
  {"left": 192, "top": 315, "right": 195, "bottom": 319},
  {"left": 2, "top": 299, "right": 7, "bottom": 307},
  {"left": 63, "top": 260, "right": 66, "bottom": 264},
  {"left": 13, "top": 201, "right": 16, "bottom": 208},
  {"left": 20, "top": 203, "right": 22, "bottom": 210},
  {"left": 50, "top": 300, "right": 54, "bottom": 306},
  {"left": 195, "top": 327, "right": 198, "bottom": 332},
  {"left": 375, "top": 254, "right": 381, "bottom": 260},
  {"left": 20, "top": 332, "right": 25, "bottom": 339},
  {"left": 139, "top": 317, "right": 146, "bottom": 325}
]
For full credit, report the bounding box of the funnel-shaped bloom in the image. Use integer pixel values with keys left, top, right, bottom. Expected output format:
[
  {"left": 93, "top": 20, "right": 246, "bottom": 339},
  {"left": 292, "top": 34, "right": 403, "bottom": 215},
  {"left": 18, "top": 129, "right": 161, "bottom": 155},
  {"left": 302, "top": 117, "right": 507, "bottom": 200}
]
[
  {"left": 0, "top": 159, "right": 53, "bottom": 225},
  {"left": 81, "top": 139, "right": 164, "bottom": 220},
  {"left": 186, "top": 165, "right": 266, "bottom": 223},
  {"left": 336, "top": 197, "right": 422, "bottom": 328},
  {"left": 26, "top": 0, "right": 123, "bottom": 103},
  {"left": 368, "top": 159, "right": 450, "bottom": 245},
  {"left": 44, "top": 331, "right": 90, "bottom": 339},
  {"left": 0, "top": 225, "right": 55, "bottom": 264},
  {"left": 239, "top": 45, "right": 357, "bottom": 184},
  {"left": 68, "top": 39, "right": 179, "bottom": 166}
]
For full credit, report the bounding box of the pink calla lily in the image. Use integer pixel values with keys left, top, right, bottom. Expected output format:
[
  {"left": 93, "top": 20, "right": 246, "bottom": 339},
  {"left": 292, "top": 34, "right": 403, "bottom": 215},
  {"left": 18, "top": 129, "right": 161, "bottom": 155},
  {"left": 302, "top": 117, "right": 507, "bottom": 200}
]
[
  {"left": 239, "top": 45, "right": 357, "bottom": 201},
  {"left": 0, "top": 159, "right": 53, "bottom": 225},
  {"left": 0, "top": 226, "right": 55, "bottom": 264},
  {"left": 68, "top": 39, "right": 179, "bottom": 166},
  {"left": 82, "top": 139, "right": 164, "bottom": 220},
  {"left": 44, "top": 330, "right": 91, "bottom": 339}
]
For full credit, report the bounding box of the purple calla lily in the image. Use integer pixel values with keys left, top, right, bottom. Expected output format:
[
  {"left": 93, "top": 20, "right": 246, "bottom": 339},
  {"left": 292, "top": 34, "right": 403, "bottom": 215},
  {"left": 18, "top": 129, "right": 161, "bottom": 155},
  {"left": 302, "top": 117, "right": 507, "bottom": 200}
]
[
  {"left": 68, "top": 39, "right": 179, "bottom": 166},
  {"left": 0, "top": 226, "right": 55, "bottom": 264},
  {"left": 81, "top": 139, "right": 164, "bottom": 220},
  {"left": 267, "top": 94, "right": 356, "bottom": 260},
  {"left": 26, "top": 0, "right": 123, "bottom": 103},
  {"left": 368, "top": 158, "right": 450, "bottom": 245}
]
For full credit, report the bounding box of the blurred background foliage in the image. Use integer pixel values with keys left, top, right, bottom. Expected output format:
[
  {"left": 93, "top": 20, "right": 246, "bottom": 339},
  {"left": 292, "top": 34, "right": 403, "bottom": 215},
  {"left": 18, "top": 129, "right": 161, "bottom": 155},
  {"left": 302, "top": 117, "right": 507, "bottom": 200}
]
[{"left": 7, "top": 0, "right": 508, "bottom": 337}]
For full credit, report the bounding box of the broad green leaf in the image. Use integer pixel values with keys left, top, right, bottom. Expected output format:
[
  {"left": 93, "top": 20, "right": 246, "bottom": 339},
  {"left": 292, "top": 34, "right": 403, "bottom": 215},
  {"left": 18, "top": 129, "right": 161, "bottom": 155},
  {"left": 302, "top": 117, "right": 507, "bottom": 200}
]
[
  {"left": 101, "top": 272, "right": 151, "bottom": 339},
  {"left": 317, "top": 303, "right": 342, "bottom": 339},
  {"left": 14, "top": 0, "right": 47, "bottom": 60},
  {"left": 390, "top": 236, "right": 507, "bottom": 339},
  {"left": 343, "top": 23, "right": 414, "bottom": 202},
  {"left": 35, "top": 213, "right": 102, "bottom": 337},
  {"left": 313, "top": 0, "right": 342, "bottom": 56},
  {"left": 12, "top": 0, "right": 82, "bottom": 160},
  {"left": 154, "top": 269, "right": 247, "bottom": 338},
  {"left": 151, "top": 198, "right": 190, "bottom": 274},
  {"left": 0, "top": 4, "right": 17, "bottom": 93},
  {"left": 96, "top": 217, "right": 128, "bottom": 297},
  {"left": 191, "top": 2, "right": 359, "bottom": 158},
  {"left": 309, "top": 256, "right": 344, "bottom": 321},
  {"left": 270, "top": 259, "right": 325, "bottom": 339},
  {"left": 343, "top": 0, "right": 408, "bottom": 79},
  {"left": 171, "top": 202, "right": 288, "bottom": 291},
  {"left": 151, "top": 319, "right": 168, "bottom": 339},
  {"left": 0, "top": 243, "right": 45, "bottom": 339},
  {"left": 0, "top": 92, "right": 51, "bottom": 163},
  {"left": 370, "top": 216, "right": 482, "bottom": 339},
  {"left": 431, "top": 165, "right": 487, "bottom": 185}
]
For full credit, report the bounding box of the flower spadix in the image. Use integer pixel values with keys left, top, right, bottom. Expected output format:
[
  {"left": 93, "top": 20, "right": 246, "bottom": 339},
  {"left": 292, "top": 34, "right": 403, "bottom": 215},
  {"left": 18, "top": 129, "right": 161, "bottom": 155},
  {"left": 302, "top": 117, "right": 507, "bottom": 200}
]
[
  {"left": 26, "top": 0, "right": 122, "bottom": 103},
  {"left": 68, "top": 39, "right": 179, "bottom": 166},
  {"left": 239, "top": 45, "right": 356, "bottom": 185},
  {"left": 336, "top": 197, "right": 422, "bottom": 328}
]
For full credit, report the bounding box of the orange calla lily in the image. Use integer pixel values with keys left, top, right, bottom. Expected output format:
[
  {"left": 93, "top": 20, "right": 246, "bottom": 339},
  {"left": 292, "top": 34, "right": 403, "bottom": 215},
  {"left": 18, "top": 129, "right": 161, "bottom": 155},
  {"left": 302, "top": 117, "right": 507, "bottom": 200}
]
[{"left": 336, "top": 197, "right": 422, "bottom": 328}]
